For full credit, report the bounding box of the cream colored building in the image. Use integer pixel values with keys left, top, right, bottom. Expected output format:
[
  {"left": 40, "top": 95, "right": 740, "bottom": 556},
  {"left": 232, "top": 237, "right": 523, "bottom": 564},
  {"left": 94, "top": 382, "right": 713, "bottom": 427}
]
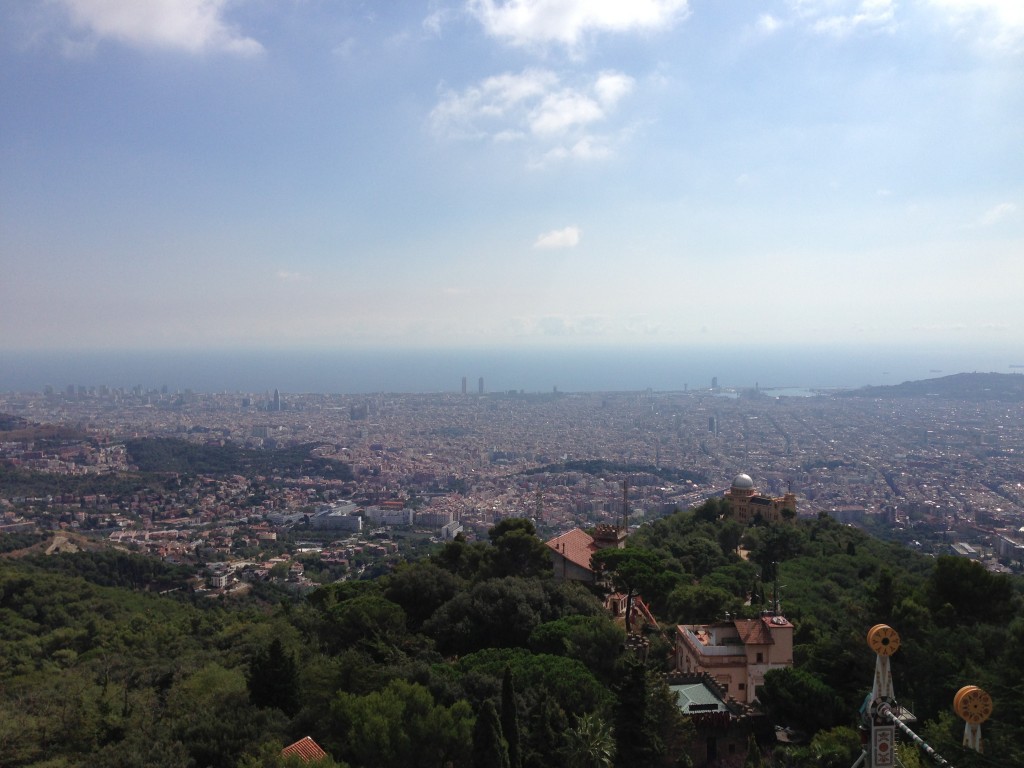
[
  {"left": 725, "top": 473, "right": 797, "bottom": 524},
  {"left": 674, "top": 615, "right": 794, "bottom": 704}
]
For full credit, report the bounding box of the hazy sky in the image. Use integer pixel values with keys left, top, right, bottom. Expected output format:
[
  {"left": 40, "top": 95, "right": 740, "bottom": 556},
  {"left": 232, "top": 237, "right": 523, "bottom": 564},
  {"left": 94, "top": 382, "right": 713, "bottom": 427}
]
[{"left": 2, "top": 0, "right": 1022, "bottom": 352}]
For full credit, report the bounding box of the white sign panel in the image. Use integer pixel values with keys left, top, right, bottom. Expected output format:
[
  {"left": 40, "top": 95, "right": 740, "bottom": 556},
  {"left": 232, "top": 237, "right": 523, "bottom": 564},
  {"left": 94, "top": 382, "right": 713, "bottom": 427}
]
[{"left": 872, "top": 725, "right": 895, "bottom": 767}]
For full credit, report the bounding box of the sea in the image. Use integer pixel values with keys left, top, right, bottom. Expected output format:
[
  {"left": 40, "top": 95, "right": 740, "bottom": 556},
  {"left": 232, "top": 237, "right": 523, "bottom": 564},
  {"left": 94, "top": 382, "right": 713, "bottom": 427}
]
[{"left": 1, "top": 345, "right": 1020, "bottom": 395}]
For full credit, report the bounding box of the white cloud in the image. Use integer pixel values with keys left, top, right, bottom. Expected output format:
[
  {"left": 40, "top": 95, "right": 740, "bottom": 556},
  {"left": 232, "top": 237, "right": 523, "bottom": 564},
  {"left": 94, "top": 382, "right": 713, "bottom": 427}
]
[
  {"left": 431, "top": 69, "right": 559, "bottom": 139},
  {"left": 57, "top": 0, "right": 263, "bottom": 55},
  {"left": 467, "top": 0, "right": 689, "bottom": 50},
  {"left": 533, "top": 225, "right": 581, "bottom": 248},
  {"left": 786, "top": 0, "right": 896, "bottom": 37},
  {"left": 926, "top": 0, "right": 1024, "bottom": 27},
  {"left": 541, "top": 135, "right": 612, "bottom": 163},
  {"left": 924, "top": 0, "right": 1024, "bottom": 50},
  {"left": 980, "top": 202, "right": 1017, "bottom": 225},
  {"left": 431, "top": 69, "right": 633, "bottom": 160},
  {"left": 756, "top": 14, "right": 783, "bottom": 34},
  {"left": 594, "top": 71, "right": 634, "bottom": 106},
  {"left": 528, "top": 90, "right": 606, "bottom": 136}
]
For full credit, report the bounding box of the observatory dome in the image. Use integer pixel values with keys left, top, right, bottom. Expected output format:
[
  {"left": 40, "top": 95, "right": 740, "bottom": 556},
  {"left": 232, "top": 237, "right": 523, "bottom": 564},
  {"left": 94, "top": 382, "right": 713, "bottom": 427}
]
[{"left": 731, "top": 473, "right": 754, "bottom": 490}]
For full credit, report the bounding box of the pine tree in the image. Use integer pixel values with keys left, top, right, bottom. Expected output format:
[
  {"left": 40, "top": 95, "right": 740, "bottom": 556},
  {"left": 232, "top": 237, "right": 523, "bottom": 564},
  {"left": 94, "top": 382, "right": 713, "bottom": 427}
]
[
  {"left": 501, "top": 666, "right": 522, "bottom": 768},
  {"left": 472, "top": 700, "right": 510, "bottom": 768},
  {"left": 247, "top": 638, "right": 299, "bottom": 716}
]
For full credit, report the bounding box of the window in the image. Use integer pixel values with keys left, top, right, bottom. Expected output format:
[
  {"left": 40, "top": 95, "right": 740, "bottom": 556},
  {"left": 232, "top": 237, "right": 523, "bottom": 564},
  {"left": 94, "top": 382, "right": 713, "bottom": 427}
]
[{"left": 756, "top": 652, "right": 764, "bottom": 663}]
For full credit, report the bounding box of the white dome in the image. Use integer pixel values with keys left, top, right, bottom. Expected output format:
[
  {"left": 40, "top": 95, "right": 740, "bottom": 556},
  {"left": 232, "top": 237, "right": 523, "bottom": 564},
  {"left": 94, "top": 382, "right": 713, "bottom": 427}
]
[{"left": 731, "top": 473, "right": 754, "bottom": 490}]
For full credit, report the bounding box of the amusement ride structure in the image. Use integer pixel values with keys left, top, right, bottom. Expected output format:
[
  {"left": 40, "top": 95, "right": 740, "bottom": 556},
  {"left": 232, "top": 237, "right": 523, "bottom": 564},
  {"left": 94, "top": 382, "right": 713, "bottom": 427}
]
[{"left": 852, "top": 624, "right": 992, "bottom": 768}]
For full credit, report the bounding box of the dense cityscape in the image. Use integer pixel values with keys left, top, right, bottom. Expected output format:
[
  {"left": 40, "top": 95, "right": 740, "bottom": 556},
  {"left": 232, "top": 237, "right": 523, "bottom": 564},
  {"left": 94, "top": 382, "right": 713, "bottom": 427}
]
[
  {"left": 4, "top": 1, "right": 1023, "bottom": 765},
  {"left": 3, "top": 372, "right": 1022, "bottom": 593}
]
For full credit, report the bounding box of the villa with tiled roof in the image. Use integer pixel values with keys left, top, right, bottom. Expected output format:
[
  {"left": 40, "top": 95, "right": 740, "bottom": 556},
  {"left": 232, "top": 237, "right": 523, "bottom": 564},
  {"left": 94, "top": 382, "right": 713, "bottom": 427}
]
[
  {"left": 545, "top": 523, "right": 627, "bottom": 582},
  {"left": 674, "top": 614, "right": 794, "bottom": 704}
]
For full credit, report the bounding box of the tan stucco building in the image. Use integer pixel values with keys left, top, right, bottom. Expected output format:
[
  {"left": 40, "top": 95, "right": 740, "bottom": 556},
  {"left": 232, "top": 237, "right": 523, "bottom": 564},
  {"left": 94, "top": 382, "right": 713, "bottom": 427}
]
[
  {"left": 725, "top": 473, "right": 797, "bottom": 524},
  {"left": 674, "top": 615, "right": 794, "bottom": 704}
]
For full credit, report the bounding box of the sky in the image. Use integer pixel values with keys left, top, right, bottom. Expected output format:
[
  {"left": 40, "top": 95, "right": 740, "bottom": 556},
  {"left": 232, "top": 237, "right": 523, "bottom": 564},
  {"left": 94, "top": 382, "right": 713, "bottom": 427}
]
[{"left": 1, "top": 0, "right": 1022, "bottom": 354}]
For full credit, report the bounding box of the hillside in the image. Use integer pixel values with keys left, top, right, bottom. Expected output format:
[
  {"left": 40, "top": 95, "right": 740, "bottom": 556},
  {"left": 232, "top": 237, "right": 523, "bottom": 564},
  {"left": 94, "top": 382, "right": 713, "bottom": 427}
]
[
  {"left": 1, "top": 506, "right": 1022, "bottom": 767},
  {"left": 839, "top": 371, "right": 1024, "bottom": 401}
]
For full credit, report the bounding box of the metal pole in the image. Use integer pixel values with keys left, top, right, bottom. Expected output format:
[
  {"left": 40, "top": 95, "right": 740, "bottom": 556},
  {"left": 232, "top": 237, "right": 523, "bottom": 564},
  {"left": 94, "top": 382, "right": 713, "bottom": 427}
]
[{"left": 877, "top": 704, "right": 953, "bottom": 768}]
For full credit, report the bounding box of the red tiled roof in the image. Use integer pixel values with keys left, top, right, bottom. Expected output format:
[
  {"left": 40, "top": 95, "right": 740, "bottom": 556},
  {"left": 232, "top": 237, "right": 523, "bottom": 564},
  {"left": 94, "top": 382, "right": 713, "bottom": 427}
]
[
  {"left": 282, "top": 736, "right": 328, "bottom": 763},
  {"left": 733, "top": 618, "right": 774, "bottom": 646},
  {"left": 545, "top": 528, "right": 596, "bottom": 572}
]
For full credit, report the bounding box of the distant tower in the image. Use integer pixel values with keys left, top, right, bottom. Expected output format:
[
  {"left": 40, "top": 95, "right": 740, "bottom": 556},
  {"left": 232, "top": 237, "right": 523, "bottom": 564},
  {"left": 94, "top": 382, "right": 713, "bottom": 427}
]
[
  {"left": 712, "top": 376, "right": 718, "bottom": 389},
  {"left": 621, "top": 480, "right": 629, "bottom": 530},
  {"left": 478, "top": 377, "right": 484, "bottom": 395},
  {"left": 273, "top": 388, "right": 281, "bottom": 412},
  {"left": 461, "top": 376, "right": 467, "bottom": 395},
  {"left": 709, "top": 416, "right": 717, "bottom": 434}
]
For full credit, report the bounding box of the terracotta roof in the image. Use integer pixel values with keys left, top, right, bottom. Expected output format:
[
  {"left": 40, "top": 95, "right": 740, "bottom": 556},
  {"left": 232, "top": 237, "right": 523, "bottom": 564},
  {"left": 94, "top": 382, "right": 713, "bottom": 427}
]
[
  {"left": 281, "top": 736, "right": 328, "bottom": 763},
  {"left": 545, "top": 528, "right": 596, "bottom": 572},
  {"left": 733, "top": 618, "right": 774, "bottom": 646}
]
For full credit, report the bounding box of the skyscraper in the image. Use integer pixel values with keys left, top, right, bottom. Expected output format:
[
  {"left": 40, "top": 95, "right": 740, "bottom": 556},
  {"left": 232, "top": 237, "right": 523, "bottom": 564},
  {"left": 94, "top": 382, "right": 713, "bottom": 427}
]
[
  {"left": 478, "top": 377, "right": 484, "bottom": 395},
  {"left": 461, "top": 376, "right": 467, "bottom": 395}
]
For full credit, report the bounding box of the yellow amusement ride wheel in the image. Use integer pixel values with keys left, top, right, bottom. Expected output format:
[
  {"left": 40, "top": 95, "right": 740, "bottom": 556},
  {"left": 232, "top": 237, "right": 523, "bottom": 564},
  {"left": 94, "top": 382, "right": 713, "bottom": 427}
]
[
  {"left": 866, "top": 623, "right": 900, "bottom": 656},
  {"left": 954, "top": 685, "right": 993, "bottom": 725}
]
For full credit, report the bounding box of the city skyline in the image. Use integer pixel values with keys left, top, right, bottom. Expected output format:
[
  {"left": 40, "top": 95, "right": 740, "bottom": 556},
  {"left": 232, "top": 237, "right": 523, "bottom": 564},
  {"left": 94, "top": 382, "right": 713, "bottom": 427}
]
[{"left": 2, "top": 1, "right": 1022, "bottom": 352}]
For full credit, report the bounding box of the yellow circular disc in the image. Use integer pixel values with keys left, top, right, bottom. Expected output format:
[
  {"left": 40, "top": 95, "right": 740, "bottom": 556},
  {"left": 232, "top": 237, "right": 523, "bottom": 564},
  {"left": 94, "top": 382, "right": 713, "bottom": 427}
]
[
  {"left": 954, "top": 686, "right": 992, "bottom": 725},
  {"left": 867, "top": 624, "right": 901, "bottom": 656}
]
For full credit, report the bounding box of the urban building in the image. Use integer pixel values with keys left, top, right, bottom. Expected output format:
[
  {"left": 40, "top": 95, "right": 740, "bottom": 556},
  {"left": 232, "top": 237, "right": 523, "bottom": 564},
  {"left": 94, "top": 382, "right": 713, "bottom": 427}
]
[
  {"left": 364, "top": 505, "right": 414, "bottom": 526},
  {"left": 545, "top": 523, "right": 627, "bottom": 583},
  {"left": 310, "top": 502, "right": 363, "bottom": 532},
  {"left": 668, "top": 672, "right": 759, "bottom": 766},
  {"left": 674, "top": 614, "right": 794, "bottom": 704},
  {"left": 725, "top": 473, "right": 796, "bottom": 524}
]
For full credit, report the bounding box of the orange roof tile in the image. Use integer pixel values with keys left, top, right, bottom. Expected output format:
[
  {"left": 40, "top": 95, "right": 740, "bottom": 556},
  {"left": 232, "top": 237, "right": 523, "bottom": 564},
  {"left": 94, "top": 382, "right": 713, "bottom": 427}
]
[
  {"left": 281, "top": 736, "right": 328, "bottom": 763},
  {"left": 734, "top": 618, "right": 774, "bottom": 646},
  {"left": 545, "top": 528, "right": 596, "bottom": 572}
]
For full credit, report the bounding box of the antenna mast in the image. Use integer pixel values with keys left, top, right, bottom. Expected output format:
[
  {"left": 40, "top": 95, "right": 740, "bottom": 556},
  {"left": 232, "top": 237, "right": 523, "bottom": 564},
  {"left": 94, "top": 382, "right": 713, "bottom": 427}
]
[{"left": 621, "top": 479, "right": 629, "bottom": 531}]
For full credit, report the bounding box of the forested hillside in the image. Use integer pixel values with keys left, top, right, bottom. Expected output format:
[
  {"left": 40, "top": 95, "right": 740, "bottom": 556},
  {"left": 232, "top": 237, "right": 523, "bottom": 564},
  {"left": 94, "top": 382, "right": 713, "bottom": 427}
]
[{"left": 1, "top": 508, "right": 1022, "bottom": 767}]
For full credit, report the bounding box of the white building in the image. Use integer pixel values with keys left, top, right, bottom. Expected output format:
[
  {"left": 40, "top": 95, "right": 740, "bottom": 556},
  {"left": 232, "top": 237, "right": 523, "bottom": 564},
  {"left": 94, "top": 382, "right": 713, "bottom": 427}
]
[
  {"left": 311, "top": 502, "right": 363, "bottom": 532},
  {"left": 364, "top": 506, "right": 415, "bottom": 526}
]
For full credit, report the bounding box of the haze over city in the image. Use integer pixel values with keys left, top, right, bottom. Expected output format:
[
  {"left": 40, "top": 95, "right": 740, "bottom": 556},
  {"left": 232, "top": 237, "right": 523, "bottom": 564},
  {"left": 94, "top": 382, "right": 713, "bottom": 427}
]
[{"left": 2, "top": 0, "right": 1022, "bottom": 359}]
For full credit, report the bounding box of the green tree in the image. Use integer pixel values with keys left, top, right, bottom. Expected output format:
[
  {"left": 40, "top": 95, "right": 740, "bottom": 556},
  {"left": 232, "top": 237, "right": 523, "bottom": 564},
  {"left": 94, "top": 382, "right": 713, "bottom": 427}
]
[
  {"left": 613, "top": 660, "right": 660, "bottom": 768},
  {"left": 248, "top": 638, "right": 299, "bottom": 716},
  {"left": 808, "top": 726, "right": 861, "bottom": 768},
  {"left": 424, "top": 577, "right": 601, "bottom": 656},
  {"left": 926, "top": 556, "right": 1017, "bottom": 626},
  {"left": 565, "top": 712, "right": 615, "bottom": 768},
  {"left": 528, "top": 615, "right": 625, "bottom": 682},
  {"left": 331, "top": 680, "right": 473, "bottom": 768},
  {"left": 665, "top": 583, "right": 741, "bottom": 624},
  {"left": 758, "top": 667, "right": 844, "bottom": 736},
  {"left": 592, "top": 548, "right": 682, "bottom": 631},
  {"left": 472, "top": 700, "right": 510, "bottom": 768},
  {"left": 320, "top": 595, "right": 408, "bottom": 659},
  {"left": 383, "top": 561, "right": 464, "bottom": 631},
  {"left": 433, "top": 534, "right": 490, "bottom": 581},
  {"left": 501, "top": 666, "right": 522, "bottom": 768},
  {"left": 166, "top": 663, "right": 289, "bottom": 768},
  {"left": 487, "top": 518, "right": 553, "bottom": 579}
]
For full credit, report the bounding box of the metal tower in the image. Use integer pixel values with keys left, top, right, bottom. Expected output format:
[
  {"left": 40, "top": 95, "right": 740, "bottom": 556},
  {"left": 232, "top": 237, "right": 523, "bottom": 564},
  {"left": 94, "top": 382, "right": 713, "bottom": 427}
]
[{"left": 851, "top": 624, "right": 991, "bottom": 768}]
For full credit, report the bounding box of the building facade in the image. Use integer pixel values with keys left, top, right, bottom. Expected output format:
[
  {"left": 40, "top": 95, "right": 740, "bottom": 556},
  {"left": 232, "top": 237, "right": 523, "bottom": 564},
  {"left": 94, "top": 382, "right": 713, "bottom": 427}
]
[
  {"left": 675, "top": 615, "right": 794, "bottom": 704},
  {"left": 725, "top": 473, "right": 797, "bottom": 524}
]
